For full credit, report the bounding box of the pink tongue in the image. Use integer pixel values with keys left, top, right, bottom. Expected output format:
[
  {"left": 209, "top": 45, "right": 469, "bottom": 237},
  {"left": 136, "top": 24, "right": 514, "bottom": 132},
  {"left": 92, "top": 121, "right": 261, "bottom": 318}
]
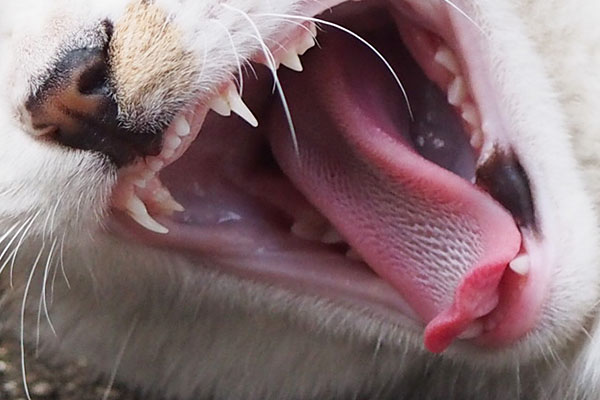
[{"left": 265, "top": 31, "right": 521, "bottom": 352}]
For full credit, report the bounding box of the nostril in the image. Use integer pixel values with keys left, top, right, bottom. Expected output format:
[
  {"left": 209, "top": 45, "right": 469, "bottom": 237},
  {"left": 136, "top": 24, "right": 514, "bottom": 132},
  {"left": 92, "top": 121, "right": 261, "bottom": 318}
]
[
  {"left": 77, "top": 59, "right": 110, "bottom": 96},
  {"left": 25, "top": 45, "right": 162, "bottom": 166}
]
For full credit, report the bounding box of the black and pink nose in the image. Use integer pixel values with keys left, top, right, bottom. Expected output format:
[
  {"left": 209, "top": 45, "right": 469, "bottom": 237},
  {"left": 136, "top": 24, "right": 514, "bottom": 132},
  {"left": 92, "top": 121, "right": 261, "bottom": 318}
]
[{"left": 25, "top": 45, "right": 162, "bottom": 166}]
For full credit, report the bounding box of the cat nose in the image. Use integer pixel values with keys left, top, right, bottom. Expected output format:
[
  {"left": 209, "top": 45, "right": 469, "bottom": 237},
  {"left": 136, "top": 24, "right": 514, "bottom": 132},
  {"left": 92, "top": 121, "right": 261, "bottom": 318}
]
[{"left": 25, "top": 46, "right": 162, "bottom": 166}]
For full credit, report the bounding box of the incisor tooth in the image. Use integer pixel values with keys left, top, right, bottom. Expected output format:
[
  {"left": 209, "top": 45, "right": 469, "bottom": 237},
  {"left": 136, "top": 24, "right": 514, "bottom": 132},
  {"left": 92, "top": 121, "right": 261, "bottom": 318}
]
[
  {"left": 321, "top": 228, "right": 344, "bottom": 244},
  {"left": 126, "top": 195, "right": 169, "bottom": 234},
  {"left": 165, "top": 135, "right": 182, "bottom": 150},
  {"left": 308, "top": 22, "right": 317, "bottom": 37},
  {"left": 209, "top": 96, "right": 232, "bottom": 117},
  {"left": 509, "top": 254, "right": 530, "bottom": 276},
  {"left": 461, "top": 103, "right": 481, "bottom": 127},
  {"left": 174, "top": 115, "right": 191, "bottom": 137},
  {"left": 227, "top": 87, "right": 259, "bottom": 127},
  {"left": 280, "top": 51, "right": 303, "bottom": 72},
  {"left": 470, "top": 129, "right": 484, "bottom": 149},
  {"left": 434, "top": 46, "right": 460, "bottom": 75},
  {"left": 448, "top": 77, "right": 466, "bottom": 106}
]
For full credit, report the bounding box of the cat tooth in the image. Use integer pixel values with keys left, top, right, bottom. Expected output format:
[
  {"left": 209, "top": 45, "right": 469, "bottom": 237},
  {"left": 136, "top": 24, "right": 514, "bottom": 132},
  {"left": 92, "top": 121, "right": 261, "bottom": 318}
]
[
  {"left": 509, "top": 254, "right": 530, "bottom": 276},
  {"left": 470, "top": 129, "right": 484, "bottom": 149},
  {"left": 345, "top": 248, "right": 363, "bottom": 262},
  {"left": 434, "top": 46, "right": 460, "bottom": 75},
  {"left": 321, "top": 228, "right": 344, "bottom": 244},
  {"left": 155, "top": 187, "right": 185, "bottom": 213},
  {"left": 297, "top": 35, "right": 316, "bottom": 56},
  {"left": 174, "top": 115, "right": 191, "bottom": 137},
  {"left": 448, "top": 77, "right": 466, "bottom": 106},
  {"left": 209, "top": 95, "right": 232, "bottom": 117},
  {"left": 227, "top": 88, "right": 259, "bottom": 127},
  {"left": 126, "top": 195, "right": 169, "bottom": 234},
  {"left": 291, "top": 220, "right": 323, "bottom": 241},
  {"left": 458, "top": 322, "right": 483, "bottom": 340},
  {"left": 280, "top": 50, "right": 304, "bottom": 72},
  {"left": 461, "top": 103, "right": 481, "bottom": 128},
  {"left": 147, "top": 158, "right": 164, "bottom": 173}
]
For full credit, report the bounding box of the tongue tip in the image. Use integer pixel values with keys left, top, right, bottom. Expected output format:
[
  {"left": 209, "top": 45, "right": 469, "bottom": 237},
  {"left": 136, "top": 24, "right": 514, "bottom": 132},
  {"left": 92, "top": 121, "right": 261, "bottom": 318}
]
[{"left": 422, "top": 239, "right": 522, "bottom": 353}]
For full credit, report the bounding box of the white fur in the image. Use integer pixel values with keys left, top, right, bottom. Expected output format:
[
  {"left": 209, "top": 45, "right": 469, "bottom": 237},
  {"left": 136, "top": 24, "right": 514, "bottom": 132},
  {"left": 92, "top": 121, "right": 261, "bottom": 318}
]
[{"left": 2, "top": 0, "right": 600, "bottom": 399}]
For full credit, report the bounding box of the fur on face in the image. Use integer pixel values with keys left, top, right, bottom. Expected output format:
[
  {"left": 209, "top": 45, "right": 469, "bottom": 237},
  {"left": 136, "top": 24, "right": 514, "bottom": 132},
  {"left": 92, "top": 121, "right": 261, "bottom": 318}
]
[{"left": 1, "top": 0, "right": 600, "bottom": 399}]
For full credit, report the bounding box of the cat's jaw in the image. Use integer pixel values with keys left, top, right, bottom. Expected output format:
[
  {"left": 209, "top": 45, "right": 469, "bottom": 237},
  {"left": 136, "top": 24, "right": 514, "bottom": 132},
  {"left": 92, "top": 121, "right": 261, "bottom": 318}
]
[{"left": 0, "top": 0, "right": 599, "bottom": 399}]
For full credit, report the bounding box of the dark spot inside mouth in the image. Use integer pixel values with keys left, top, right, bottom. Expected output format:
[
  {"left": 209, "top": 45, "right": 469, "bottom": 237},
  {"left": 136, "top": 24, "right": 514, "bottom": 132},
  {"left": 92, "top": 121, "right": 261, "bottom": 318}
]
[{"left": 476, "top": 150, "right": 536, "bottom": 229}]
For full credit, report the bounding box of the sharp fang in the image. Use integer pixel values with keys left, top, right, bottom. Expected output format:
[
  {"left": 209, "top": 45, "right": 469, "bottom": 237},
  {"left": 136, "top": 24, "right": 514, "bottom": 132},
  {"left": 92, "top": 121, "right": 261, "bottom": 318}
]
[
  {"left": 321, "top": 228, "right": 344, "bottom": 244},
  {"left": 126, "top": 195, "right": 169, "bottom": 234},
  {"left": 434, "top": 46, "right": 460, "bottom": 75},
  {"left": 227, "top": 88, "right": 259, "bottom": 127},
  {"left": 509, "top": 254, "right": 530, "bottom": 276},
  {"left": 448, "top": 77, "right": 466, "bottom": 106},
  {"left": 155, "top": 187, "right": 186, "bottom": 214},
  {"left": 280, "top": 51, "right": 303, "bottom": 72},
  {"left": 174, "top": 115, "right": 191, "bottom": 137},
  {"left": 209, "top": 96, "right": 232, "bottom": 117}
]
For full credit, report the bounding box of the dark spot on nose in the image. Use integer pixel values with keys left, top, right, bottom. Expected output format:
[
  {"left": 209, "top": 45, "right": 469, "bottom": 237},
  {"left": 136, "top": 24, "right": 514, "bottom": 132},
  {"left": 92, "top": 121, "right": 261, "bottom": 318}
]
[
  {"left": 476, "top": 149, "right": 536, "bottom": 230},
  {"left": 26, "top": 43, "right": 162, "bottom": 166}
]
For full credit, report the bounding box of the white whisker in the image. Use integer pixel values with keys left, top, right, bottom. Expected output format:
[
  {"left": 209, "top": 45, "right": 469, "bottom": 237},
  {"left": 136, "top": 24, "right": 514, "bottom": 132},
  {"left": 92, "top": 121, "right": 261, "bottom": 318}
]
[
  {"left": 251, "top": 13, "right": 414, "bottom": 121},
  {"left": 223, "top": 4, "right": 301, "bottom": 156},
  {"left": 20, "top": 242, "right": 45, "bottom": 400},
  {"left": 101, "top": 316, "right": 139, "bottom": 400},
  {"left": 215, "top": 20, "right": 245, "bottom": 95},
  {"left": 442, "top": 0, "right": 485, "bottom": 34}
]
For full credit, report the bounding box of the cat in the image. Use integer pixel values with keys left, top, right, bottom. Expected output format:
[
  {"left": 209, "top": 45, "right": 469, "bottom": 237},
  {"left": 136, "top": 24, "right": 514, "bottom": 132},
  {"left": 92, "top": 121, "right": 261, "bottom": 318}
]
[{"left": 1, "top": 0, "right": 600, "bottom": 399}]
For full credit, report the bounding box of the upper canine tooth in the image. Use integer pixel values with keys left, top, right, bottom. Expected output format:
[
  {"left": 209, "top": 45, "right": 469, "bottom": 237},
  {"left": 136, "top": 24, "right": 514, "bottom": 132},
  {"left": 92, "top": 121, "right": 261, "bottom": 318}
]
[
  {"left": 174, "top": 115, "right": 191, "bottom": 137},
  {"left": 227, "top": 87, "right": 259, "bottom": 127},
  {"left": 209, "top": 95, "right": 232, "bottom": 117},
  {"left": 280, "top": 50, "right": 303, "bottom": 72},
  {"left": 509, "top": 254, "right": 530, "bottom": 276},
  {"left": 434, "top": 46, "right": 460, "bottom": 75},
  {"left": 125, "top": 195, "right": 169, "bottom": 234}
]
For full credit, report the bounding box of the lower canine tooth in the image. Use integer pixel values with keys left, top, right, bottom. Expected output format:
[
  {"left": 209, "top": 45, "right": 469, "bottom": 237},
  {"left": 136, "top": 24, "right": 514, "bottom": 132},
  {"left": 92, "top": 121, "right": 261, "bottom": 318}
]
[
  {"left": 280, "top": 51, "right": 303, "bottom": 72},
  {"left": 126, "top": 195, "right": 169, "bottom": 234},
  {"left": 509, "top": 254, "right": 530, "bottom": 276},
  {"left": 227, "top": 87, "right": 258, "bottom": 127}
]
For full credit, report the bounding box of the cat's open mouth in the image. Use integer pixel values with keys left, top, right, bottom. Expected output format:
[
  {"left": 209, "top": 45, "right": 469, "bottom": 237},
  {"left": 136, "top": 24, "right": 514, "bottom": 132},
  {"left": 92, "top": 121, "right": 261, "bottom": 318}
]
[{"left": 111, "top": 0, "right": 549, "bottom": 353}]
